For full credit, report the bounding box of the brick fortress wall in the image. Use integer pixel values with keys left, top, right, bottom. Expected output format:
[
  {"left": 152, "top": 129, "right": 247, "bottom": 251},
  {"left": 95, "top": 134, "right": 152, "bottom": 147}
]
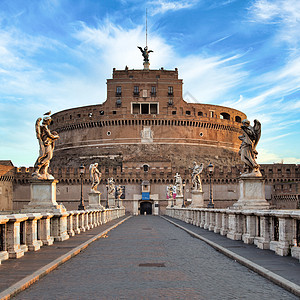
[{"left": 12, "top": 164, "right": 300, "bottom": 212}]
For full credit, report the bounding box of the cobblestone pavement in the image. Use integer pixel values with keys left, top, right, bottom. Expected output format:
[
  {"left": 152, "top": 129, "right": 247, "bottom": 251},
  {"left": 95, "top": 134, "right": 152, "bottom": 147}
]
[
  {"left": 14, "top": 216, "right": 298, "bottom": 300},
  {"left": 0, "top": 216, "right": 128, "bottom": 294}
]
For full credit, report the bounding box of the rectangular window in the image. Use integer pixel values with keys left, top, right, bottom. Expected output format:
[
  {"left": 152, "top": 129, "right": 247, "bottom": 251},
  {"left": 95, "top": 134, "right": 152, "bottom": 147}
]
[
  {"left": 168, "top": 86, "right": 173, "bottom": 96},
  {"left": 133, "top": 103, "right": 140, "bottom": 114},
  {"left": 172, "top": 111, "right": 177, "bottom": 115},
  {"left": 116, "top": 86, "right": 122, "bottom": 96},
  {"left": 134, "top": 86, "right": 139, "bottom": 96},
  {"left": 142, "top": 90, "right": 147, "bottom": 98},
  {"left": 186, "top": 110, "right": 191, "bottom": 115},
  {"left": 141, "top": 103, "right": 149, "bottom": 114},
  {"left": 210, "top": 111, "right": 214, "bottom": 118},
  {"left": 132, "top": 103, "right": 158, "bottom": 114},
  {"left": 150, "top": 104, "right": 158, "bottom": 114},
  {"left": 151, "top": 86, "right": 156, "bottom": 96}
]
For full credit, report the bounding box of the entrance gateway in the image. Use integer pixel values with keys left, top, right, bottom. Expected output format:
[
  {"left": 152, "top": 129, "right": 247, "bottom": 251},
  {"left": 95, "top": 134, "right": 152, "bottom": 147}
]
[{"left": 140, "top": 201, "right": 152, "bottom": 215}]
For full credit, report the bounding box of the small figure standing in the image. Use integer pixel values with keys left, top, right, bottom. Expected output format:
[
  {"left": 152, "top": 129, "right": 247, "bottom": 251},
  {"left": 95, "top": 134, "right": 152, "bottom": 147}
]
[
  {"left": 32, "top": 111, "right": 59, "bottom": 180},
  {"left": 89, "top": 163, "right": 101, "bottom": 193},
  {"left": 116, "top": 185, "right": 123, "bottom": 207},
  {"left": 137, "top": 46, "right": 153, "bottom": 63},
  {"left": 107, "top": 177, "right": 115, "bottom": 196},
  {"left": 167, "top": 185, "right": 173, "bottom": 199},
  {"left": 191, "top": 161, "right": 203, "bottom": 191},
  {"left": 239, "top": 119, "right": 261, "bottom": 176},
  {"left": 174, "top": 173, "right": 183, "bottom": 197}
]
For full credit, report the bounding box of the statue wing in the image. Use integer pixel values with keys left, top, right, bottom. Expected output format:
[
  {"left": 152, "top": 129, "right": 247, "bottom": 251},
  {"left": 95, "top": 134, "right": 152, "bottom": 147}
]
[
  {"left": 35, "top": 118, "right": 42, "bottom": 139},
  {"left": 199, "top": 163, "right": 204, "bottom": 173},
  {"left": 148, "top": 50, "right": 153, "bottom": 53},
  {"left": 253, "top": 119, "right": 261, "bottom": 151},
  {"left": 137, "top": 46, "right": 143, "bottom": 53},
  {"left": 89, "top": 164, "right": 94, "bottom": 179},
  {"left": 35, "top": 118, "right": 45, "bottom": 156}
]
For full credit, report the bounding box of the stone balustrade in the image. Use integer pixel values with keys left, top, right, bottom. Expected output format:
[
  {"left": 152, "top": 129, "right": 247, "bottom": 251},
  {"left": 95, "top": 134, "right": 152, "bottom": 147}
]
[
  {"left": 0, "top": 207, "right": 125, "bottom": 264},
  {"left": 166, "top": 207, "right": 300, "bottom": 262}
]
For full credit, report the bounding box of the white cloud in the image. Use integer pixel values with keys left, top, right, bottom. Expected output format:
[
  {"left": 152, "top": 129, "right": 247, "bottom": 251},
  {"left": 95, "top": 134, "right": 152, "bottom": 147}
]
[
  {"left": 258, "top": 148, "right": 300, "bottom": 164},
  {"left": 249, "top": 0, "right": 300, "bottom": 44},
  {"left": 147, "top": 0, "right": 198, "bottom": 15}
]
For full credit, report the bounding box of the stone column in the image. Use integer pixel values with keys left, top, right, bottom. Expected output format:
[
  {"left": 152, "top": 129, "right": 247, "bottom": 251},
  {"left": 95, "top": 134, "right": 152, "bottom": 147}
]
[
  {"left": 200, "top": 211, "right": 205, "bottom": 228},
  {"left": 233, "top": 176, "right": 270, "bottom": 210},
  {"left": 51, "top": 212, "right": 69, "bottom": 242},
  {"left": 6, "top": 215, "right": 28, "bottom": 258},
  {"left": 40, "top": 213, "right": 54, "bottom": 245},
  {"left": 83, "top": 212, "right": 90, "bottom": 231},
  {"left": 0, "top": 216, "right": 9, "bottom": 263},
  {"left": 26, "top": 213, "right": 43, "bottom": 251},
  {"left": 227, "top": 211, "right": 243, "bottom": 240},
  {"left": 220, "top": 212, "right": 228, "bottom": 236},
  {"left": 214, "top": 211, "right": 222, "bottom": 234},
  {"left": 72, "top": 211, "right": 81, "bottom": 235},
  {"left": 242, "top": 211, "right": 256, "bottom": 244},
  {"left": 190, "top": 190, "right": 204, "bottom": 208},
  {"left": 78, "top": 212, "right": 85, "bottom": 232},
  {"left": 276, "top": 214, "right": 294, "bottom": 256},
  {"left": 67, "top": 211, "right": 75, "bottom": 237},
  {"left": 208, "top": 211, "right": 216, "bottom": 231},
  {"left": 204, "top": 210, "right": 209, "bottom": 229},
  {"left": 255, "top": 214, "right": 271, "bottom": 249},
  {"left": 196, "top": 210, "right": 201, "bottom": 227}
]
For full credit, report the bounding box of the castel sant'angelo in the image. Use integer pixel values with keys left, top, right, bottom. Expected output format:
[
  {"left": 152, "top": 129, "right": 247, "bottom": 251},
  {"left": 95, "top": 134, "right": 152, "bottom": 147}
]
[
  {"left": 7, "top": 47, "right": 299, "bottom": 214},
  {"left": 50, "top": 56, "right": 246, "bottom": 171}
]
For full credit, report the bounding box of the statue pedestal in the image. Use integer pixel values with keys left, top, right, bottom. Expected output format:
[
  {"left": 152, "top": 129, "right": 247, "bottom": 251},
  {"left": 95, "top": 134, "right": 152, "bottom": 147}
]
[
  {"left": 88, "top": 192, "right": 104, "bottom": 209},
  {"left": 190, "top": 190, "right": 204, "bottom": 208},
  {"left": 108, "top": 195, "right": 115, "bottom": 208},
  {"left": 143, "top": 62, "right": 150, "bottom": 70},
  {"left": 22, "top": 180, "right": 66, "bottom": 213},
  {"left": 175, "top": 196, "right": 184, "bottom": 207},
  {"left": 167, "top": 198, "right": 173, "bottom": 208},
  {"left": 233, "top": 176, "right": 270, "bottom": 209}
]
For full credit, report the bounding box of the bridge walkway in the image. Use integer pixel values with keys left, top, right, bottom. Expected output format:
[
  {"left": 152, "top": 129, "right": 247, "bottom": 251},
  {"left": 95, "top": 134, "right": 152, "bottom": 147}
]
[{"left": 1, "top": 215, "right": 298, "bottom": 299}]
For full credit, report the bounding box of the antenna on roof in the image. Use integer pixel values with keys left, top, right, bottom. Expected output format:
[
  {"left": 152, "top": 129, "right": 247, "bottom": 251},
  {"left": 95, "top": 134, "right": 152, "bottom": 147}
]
[
  {"left": 137, "top": 8, "right": 153, "bottom": 70},
  {"left": 146, "top": 8, "right": 148, "bottom": 48}
]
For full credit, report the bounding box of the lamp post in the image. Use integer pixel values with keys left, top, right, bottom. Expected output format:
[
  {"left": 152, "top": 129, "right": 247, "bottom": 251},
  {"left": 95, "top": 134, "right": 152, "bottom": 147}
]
[
  {"left": 207, "top": 162, "right": 214, "bottom": 208},
  {"left": 106, "top": 183, "right": 109, "bottom": 209},
  {"left": 78, "top": 164, "right": 85, "bottom": 210},
  {"left": 117, "top": 186, "right": 120, "bottom": 208},
  {"left": 182, "top": 180, "right": 186, "bottom": 208}
]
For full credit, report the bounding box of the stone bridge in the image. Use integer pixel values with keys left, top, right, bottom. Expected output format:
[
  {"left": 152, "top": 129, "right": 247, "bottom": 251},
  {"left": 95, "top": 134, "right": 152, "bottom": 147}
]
[{"left": 0, "top": 207, "right": 299, "bottom": 299}]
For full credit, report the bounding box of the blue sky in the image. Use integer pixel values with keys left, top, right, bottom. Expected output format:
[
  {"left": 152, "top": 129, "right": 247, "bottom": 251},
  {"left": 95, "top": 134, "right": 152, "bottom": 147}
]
[{"left": 0, "top": 0, "right": 299, "bottom": 166}]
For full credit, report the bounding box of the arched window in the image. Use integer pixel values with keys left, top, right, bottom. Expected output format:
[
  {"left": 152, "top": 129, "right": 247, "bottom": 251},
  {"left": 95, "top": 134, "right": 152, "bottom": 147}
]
[
  {"left": 143, "top": 164, "right": 149, "bottom": 172},
  {"left": 235, "top": 116, "right": 242, "bottom": 123},
  {"left": 220, "top": 112, "right": 230, "bottom": 120}
]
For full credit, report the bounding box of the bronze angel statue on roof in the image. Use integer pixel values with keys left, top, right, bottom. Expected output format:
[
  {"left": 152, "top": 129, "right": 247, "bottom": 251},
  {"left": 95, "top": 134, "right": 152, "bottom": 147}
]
[
  {"left": 137, "top": 46, "right": 153, "bottom": 63},
  {"left": 238, "top": 119, "right": 262, "bottom": 176}
]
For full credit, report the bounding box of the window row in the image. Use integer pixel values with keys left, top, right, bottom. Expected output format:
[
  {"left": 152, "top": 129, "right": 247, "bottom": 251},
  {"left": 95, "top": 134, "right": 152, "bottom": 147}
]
[{"left": 115, "top": 86, "right": 173, "bottom": 97}]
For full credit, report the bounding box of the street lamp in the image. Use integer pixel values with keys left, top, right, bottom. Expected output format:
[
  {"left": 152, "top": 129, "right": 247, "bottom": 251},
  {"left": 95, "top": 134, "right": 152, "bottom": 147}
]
[
  {"left": 106, "top": 182, "right": 109, "bottom": 208},
  {"left": 182, "top": 180, "right": 186, "bottom": 208},
  {"left": 207, "top": 162, "right": 214, "bottom": 208},
  {"left": 78, "top": 164, "right": 85, "bottom": 210}
]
